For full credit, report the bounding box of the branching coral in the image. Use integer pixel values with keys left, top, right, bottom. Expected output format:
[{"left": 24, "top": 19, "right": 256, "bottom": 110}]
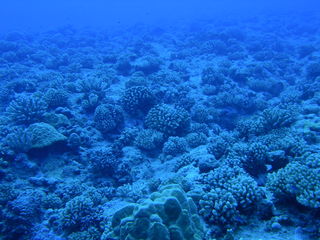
[
  {"left": 5, "top": 127, "right": 33, "bottom": 153},
  {"left": 162, "top": 136, "right": 188, "bottom": 157},
  {"left": 259, "top": 105, "right": 297, "bottom": 131},
  {"left": 121, "top": 86, "right": 156, "bottom": 116},
  {"left": 267, "top": 152, "right": 320, "bottom": 208},
  {"left": 6, "top": 95, "right": 47, "bottom": 125},
  {"left": 60, "top": 196, "right": 101, "bottom": 232},
  {"left": 87, "top": 147, "right": 121, "bottom": 175},
  {"left": 44, "top": 88, "right": 69, "bottom": 108},
  {"left": 145, "top": 104, "right": 190, "bottom": 136},
  {"left": 134, "top": 129, "right": 164, "bottom": 151},
  {"left": 197, "top": 165, "right": 264, "bottom": 232},
  {"left": 94, "top": 104, "right": 124, "bottom": 133},
  {"left": 201, "top": 66, "right": 226, "bottom": 86}
]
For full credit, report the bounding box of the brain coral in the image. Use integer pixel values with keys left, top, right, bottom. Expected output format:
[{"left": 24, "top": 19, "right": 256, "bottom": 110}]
[
  {"left": 145, "top": 104, "right": 190, "bottom": 136},
  {"left": 94, "top": 104, "right": 124, "bottom": 133},
  {"left": 107, "top": 184, "right": 204, "bottom": 240}
]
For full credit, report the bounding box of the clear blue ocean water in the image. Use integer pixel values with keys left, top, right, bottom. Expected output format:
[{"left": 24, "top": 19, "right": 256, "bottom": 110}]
[{"left": 0, "top": 1, "right": 320, "bottom": 240}]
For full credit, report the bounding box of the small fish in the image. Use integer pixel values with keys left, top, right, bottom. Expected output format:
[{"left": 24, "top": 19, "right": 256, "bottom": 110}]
[{"left": 266, "top": 164, "right": 273, "bottom": 171}]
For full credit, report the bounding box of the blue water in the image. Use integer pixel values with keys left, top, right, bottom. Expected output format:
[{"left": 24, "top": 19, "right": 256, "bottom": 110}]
[
  {"left": 1, "top": 0, "right": 319, "bottom": 31},
  {"left": 0, "top": 1, "right": 320, "bottom": 240}
]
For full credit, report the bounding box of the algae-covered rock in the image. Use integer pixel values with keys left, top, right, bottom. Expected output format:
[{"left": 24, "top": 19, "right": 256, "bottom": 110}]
[{"left": 27, "top": 122, "right": 67, "bottom": 148}]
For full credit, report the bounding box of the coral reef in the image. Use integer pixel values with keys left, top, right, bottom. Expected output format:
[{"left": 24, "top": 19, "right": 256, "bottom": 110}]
[
  {"left": 94, "top": 104, "right": 124, "bottom": 133},
  {"left": 163, "top": 136, "right": 188, "bottom": 157},
  {"left": 6, "top": 95, "right": 47, "bottom": 125},
  {"left": 134, "top": 129, "right": 164, "bottom": 151},
  {"left": 267, "top": 152, "right": 320, "bottom": 208},
  {"left": 121, "top": 86, "right": 156, "bottom": 116},
  {"left": 0, "top": 13, "right": 319, "bottom": 240},
  {"left": 145, "top": 104, "right": 190, "bottom": 136}
]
